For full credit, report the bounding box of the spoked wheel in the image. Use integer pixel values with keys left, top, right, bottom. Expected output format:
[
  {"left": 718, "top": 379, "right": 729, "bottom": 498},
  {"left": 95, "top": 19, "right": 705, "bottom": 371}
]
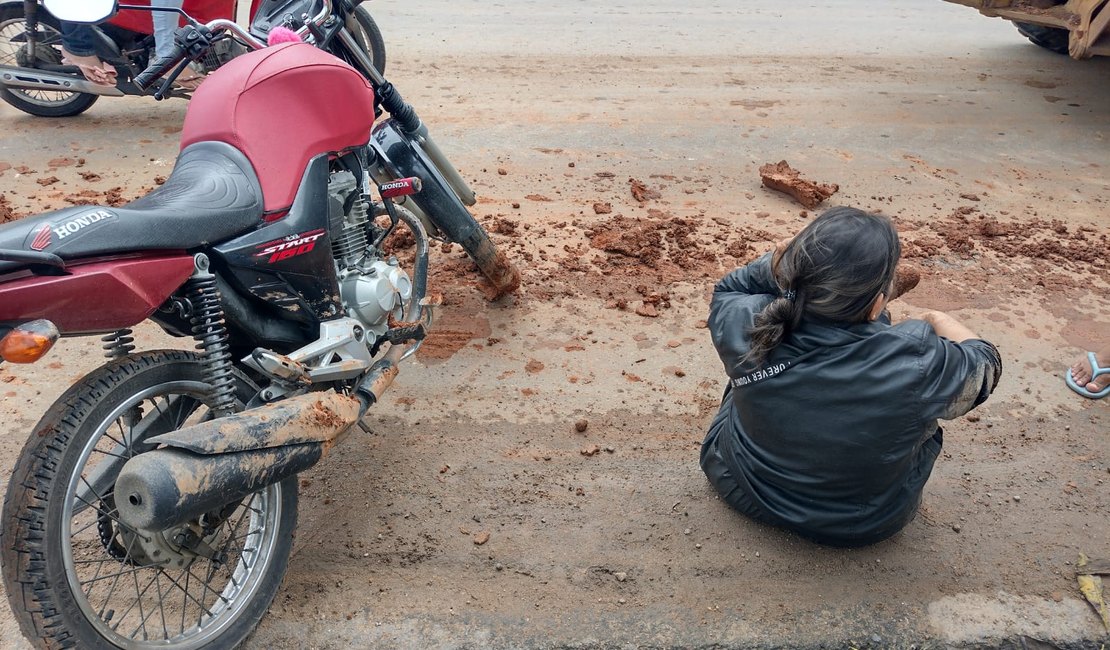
[
  {"left": 0, "top": 3, "right": 99, "bottom": 117},
  {"left": 1, "top": 350, "right": 297, "bottom": 649}
]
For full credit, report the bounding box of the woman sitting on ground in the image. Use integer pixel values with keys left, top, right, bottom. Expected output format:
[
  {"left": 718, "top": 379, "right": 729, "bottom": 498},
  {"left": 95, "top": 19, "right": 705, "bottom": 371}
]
[{"left": 701, "top": 206, "right": 1002, "bottom": 547}]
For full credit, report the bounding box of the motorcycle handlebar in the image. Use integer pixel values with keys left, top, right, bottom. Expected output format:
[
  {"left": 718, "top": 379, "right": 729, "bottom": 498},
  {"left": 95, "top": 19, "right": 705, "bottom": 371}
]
[
  {"left": 133, "top": 0, "right": 334, "bottom": 93},
  {"left": 295, "top": 0, "right": 333, "bottom": 41},
  {"left": 134, "top": 47, "right": 187, "bottom": 92}
]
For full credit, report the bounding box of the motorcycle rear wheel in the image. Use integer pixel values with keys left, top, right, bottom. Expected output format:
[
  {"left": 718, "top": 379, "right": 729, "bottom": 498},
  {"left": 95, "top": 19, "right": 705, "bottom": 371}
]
[
  {"left": 1, "top": 350, "right": 297, "bottom": 649},
  {"left": 0, "top": 3, "right": 99, "bottom": 117}
]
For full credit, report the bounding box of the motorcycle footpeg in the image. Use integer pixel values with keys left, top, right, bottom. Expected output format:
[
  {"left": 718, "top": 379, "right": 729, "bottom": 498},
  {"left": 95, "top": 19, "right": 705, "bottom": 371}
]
[
  {"left": 370, "top": 323, "right": 426, "bottom": 356},
  {"left": 249, "top": 348, "right": 312, "bottom": 386},
  {"left": 385, "top": 323, "right": 426, "bottom": 345}
]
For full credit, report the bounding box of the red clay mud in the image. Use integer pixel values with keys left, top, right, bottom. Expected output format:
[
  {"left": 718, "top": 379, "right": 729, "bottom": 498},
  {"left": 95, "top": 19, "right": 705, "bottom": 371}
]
[
  {"left": 758, "top": 160, "right": 839, "bottom": 209},
  {"left": 629, "top": 178, "right": 661, "bottom": 203},
  {"left": 892, "top": 264, "right": 922, "bottom": 300},
  {"left": 0, "top": 194, "right": 14, "bottom": 224}
]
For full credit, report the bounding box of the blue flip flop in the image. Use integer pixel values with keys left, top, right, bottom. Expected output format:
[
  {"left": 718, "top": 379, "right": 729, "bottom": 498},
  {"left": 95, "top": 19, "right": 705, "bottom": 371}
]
[{"left": 1065, "top": 351, "right": 1110, "bottom": 399}]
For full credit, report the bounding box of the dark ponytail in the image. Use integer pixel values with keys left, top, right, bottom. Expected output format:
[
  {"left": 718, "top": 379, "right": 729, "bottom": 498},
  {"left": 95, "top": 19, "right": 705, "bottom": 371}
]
[
  {"left": 744, "top": 207, "right": 900, "bottom": 365},
  {"left": 747, "top": 294, "right": 804, "bottom": 366}
]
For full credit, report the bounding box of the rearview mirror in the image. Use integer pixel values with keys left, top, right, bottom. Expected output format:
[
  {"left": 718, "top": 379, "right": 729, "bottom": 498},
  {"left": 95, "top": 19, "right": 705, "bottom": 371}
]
[{"left": 42, "top": 0, "right": 118, "bottom": 24}]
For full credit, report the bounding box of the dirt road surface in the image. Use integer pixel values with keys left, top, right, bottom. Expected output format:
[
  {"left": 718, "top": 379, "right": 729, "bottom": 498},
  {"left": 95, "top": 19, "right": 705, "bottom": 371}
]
[{"left": 1, "top": 1, "right": 1108, "bottom": 648}]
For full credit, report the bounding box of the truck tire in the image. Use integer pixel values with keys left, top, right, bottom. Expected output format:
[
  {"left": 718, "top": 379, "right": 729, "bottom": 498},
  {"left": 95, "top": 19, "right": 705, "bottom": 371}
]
[{"left": 1015, "top": 22, "right": 1070, "bottom": 55}]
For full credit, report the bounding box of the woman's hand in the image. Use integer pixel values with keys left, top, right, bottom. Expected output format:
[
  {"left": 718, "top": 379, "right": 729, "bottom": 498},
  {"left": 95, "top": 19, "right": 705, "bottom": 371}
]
[{"left": 920, "top": 310, "right": 979, "bottom": 343}]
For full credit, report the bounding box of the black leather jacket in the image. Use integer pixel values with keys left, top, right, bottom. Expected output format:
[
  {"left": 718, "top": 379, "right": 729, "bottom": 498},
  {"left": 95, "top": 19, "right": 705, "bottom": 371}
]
[{"left": 701, "top": 254, "right": 1002, "bottom": 546}]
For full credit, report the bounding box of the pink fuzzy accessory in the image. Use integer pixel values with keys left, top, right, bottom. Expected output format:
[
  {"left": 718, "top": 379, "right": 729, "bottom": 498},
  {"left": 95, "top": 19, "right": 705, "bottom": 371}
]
[{"left": 267, "top": 26, "right": 302, "bottom": 45}]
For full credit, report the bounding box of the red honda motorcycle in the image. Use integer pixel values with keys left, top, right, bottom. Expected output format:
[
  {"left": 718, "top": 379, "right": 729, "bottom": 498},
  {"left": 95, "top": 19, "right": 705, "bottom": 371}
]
[
  {"left": 0, "top": 0, "right": 385, "bottom": 116},
  {"left": 0, "top": 1, "right": 518, "bottom": 647}
]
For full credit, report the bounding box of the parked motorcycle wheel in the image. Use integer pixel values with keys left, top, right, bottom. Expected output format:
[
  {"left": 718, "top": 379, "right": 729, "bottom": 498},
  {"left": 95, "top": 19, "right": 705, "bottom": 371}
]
[
  {"left": 1, "top": 350, "right": 297, "bottom": 649},
  {"left": 346, "top": 4, "right": 387, "bottom": 75},
  {"left": 0, "top": 3, "right": 99, "bottom": 117}
]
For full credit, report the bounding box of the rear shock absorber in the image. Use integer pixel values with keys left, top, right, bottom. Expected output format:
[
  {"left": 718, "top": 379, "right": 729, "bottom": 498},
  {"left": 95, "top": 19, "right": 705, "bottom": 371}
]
[
  {"left": 100, "top": 329, "right": 136, "bottom": 360},
  {"left": 186, "top": 254, "right": 237, "bottom": 418}
]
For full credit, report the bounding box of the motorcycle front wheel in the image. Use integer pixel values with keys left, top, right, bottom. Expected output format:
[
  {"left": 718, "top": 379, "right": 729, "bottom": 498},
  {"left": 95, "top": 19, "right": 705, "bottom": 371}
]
[
  {"left": 0, "top": 3, "right": 99, "bottom": 117},
  {"left": 346, "top": 4, "right": 387, "bottom": 75},
  {"left": 1, "top": 350, "right": 297, "bottom": 649}
]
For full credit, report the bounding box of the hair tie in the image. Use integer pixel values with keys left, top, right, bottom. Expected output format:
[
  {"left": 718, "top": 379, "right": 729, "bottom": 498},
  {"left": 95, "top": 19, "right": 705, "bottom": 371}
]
[{"left": 781, "top": 289, "right": 796, "bottom": 302}]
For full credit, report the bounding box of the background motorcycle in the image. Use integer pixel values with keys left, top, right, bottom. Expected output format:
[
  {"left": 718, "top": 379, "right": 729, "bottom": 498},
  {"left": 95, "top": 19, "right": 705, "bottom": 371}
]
[
  {"left": 0, "top": 0, "right": 518, "bottom": 647},
  {"left": 0, "top": 0, "right": 385, "bottom": 116}
]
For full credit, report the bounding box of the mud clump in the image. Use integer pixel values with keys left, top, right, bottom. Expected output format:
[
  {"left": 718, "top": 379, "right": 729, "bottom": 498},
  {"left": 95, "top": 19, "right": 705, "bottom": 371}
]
[
  {"left": 758, "top": 161, "right": 838, "bottom": 209},
  {"left": 493, "top": 217, "right": 519, "bottom": 236},
  {"left": 307, "top": 399, "right": 350, "bottom": 430},
  {"left": 0, "top": 194, "right": 15, "bottom": 224},
  {"left": 593, "top": 202, "right": 612, "bottom": 215},
  {"left": 384, "top": 227, "right": 416, "bottom": 252},
  {"left": 477, "top": 250, "right": 522, "bottom": 301},
  {"left": 629, "top": 178, "right": 661, "bottom": 203},
  {"left": 896, "top": 211, "right": 1107, "bottom": 305},
  {"left": 589, "top": 216, "right": 664, "bottom": 267},
  {"left": 64, "top": 187, "right": 129, "bottom": 207},
  {"left": 892, "top": 264, "right": 921, "bottom": 300},
  {"left": 977, "top": 219, "right": 1013, "bottom": 237},
  {"left": 940, "top": 227, "right": 975, "bottom": 257},
  {"left": 531, "top": 211, "right": 777, "bottom": 307}
]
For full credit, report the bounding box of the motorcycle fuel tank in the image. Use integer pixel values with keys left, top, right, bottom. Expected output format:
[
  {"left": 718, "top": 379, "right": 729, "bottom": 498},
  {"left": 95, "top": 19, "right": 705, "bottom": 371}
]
[{"left": 180, "top": 43, "right": 377, "bottom": 214}]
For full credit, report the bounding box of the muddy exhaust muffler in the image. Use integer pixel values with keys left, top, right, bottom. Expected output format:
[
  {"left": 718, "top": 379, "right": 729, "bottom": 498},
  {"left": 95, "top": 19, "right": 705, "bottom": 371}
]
[
  {"left": 115, "top": 391, "right": 362, "bottom": 532},
  {"left": 115, "top": 349, "right": 404, "bottom": 533},
  {"left": 0, "top": 65, "right": 125, "bottom": 97}
]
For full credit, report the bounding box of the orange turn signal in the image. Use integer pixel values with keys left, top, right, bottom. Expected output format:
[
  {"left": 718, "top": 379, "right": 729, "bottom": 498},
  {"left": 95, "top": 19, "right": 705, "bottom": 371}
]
[{"left": 0, "top": 320, "right": 60, "bottom": 364}]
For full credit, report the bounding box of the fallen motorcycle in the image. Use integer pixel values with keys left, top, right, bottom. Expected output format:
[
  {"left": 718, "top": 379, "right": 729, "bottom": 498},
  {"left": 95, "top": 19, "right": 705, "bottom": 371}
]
[
  {"left": 0, "top": 0, "right": 519, "bottom": 646},
  {"left": 0, "top": 0, "right": 386, "bottom": 116}
]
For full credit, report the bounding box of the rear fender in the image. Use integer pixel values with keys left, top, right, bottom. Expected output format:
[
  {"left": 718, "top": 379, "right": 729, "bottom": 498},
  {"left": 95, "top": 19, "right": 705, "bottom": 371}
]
[{"left": 0, "top": 254, "right": 195, "bottom": 335}]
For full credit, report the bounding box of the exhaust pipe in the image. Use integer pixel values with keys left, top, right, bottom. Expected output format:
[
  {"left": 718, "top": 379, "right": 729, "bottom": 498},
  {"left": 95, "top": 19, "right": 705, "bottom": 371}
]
[
  {"left": 0, "top": 65, "right": 125, "bottom": 97},
  {"left": 115, "top": 391, "right": 361, "bottom": 532}
]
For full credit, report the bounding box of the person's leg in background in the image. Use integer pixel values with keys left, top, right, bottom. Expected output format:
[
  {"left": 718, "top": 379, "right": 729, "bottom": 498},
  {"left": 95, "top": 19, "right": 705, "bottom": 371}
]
[
  {"left": 59, "top": 22, "right": 116, "bottom": 86},
  {"left": 150, "top": 0, "right": 204, "bottom": 89},
  {"left": 150, "top": 0, "right": 184, "bottom": 59}
]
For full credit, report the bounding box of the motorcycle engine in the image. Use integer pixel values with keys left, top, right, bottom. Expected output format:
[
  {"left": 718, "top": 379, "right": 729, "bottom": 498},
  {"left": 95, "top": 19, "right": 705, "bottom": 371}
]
[{"left": 327, "top": 171, "right": 412, "bottom": 337}]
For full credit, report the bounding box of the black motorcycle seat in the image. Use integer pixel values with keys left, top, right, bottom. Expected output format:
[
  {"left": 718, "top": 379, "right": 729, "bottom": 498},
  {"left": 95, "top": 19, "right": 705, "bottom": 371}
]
[{"left": 0, "top": 141, "right": 262, "bottom": 272}]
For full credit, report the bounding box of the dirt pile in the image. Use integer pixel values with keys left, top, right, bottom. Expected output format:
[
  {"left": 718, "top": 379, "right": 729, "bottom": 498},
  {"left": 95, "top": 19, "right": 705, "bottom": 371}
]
[
  {"left": 901, "top": 212, "right": 1108, "bottom": 272},
  {"left": 628, "top": 178, "right": 661, "bottom": 203},
  {"left": 758, "top": 161, "right": 839, "bottom": 209},
  {"left": 584, "top": 212, "right": 750, "bottom": 282},
  {"left": 62, "top": 187, "right": 130, "bottom": 208},
  {"left": 512, "top": 209, "right": 778, "bottom": 310},
  {"left": 0, "top": 194, "right": 15, "bottom": 225}
]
